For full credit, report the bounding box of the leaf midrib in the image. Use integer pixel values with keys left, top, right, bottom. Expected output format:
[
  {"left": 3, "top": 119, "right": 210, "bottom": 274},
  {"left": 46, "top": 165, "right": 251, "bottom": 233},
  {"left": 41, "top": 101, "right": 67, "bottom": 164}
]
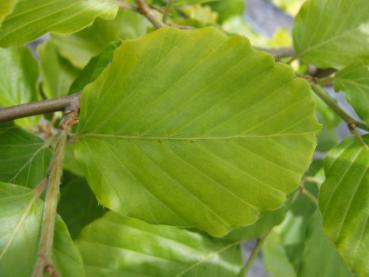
[{"left": 76, "top": 131, "right": 317, "bottom": 142}]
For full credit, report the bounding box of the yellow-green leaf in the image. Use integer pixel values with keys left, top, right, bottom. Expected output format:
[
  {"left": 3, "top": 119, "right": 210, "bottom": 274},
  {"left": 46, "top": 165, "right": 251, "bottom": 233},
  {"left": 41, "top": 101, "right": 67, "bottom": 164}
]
[
  {"left": 334, "top": 63, "right": 369, "bottom": 125},
  {"left": 0, "top": 47, "right": 38, "bottom": 106},
  {"left": 74, "top": 27, "right": 319, "bottom": 237},
  {"left": 0, "top": 182, "right": 84, "bottom": 277},
  {"left": 77, "top": 212, "right": 242, "bottom": 276},
  {"left": 38, "top": 40, "right": 80, "bottom": 98},
  {"left": 293, "top": 0, "right": 369, "bottom": 68},
  {"left": 0, "top": 122, "right": 51, "bottom": 188},
  {"left": 0, "top": 0, "right": 118, "bottom": 47},
  {"left": 320, "top": 136, "right": 369, "bottom": 276},
  {"left": 0, "top": 0, "right": 17, "bottom": 25},
  {"left": 53, "top": 9, "right": 149, "bottom": 68}
]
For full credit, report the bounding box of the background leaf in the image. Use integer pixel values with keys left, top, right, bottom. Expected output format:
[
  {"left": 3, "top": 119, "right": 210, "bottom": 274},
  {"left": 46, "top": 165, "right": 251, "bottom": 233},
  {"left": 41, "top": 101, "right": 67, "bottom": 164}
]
[
  {"left": 0, "top": 46, "right": 39, "bottom": 127},
  {"left": 0, "top": 122, "right": 51, "bottom": 188},
  {"left": 38, "top": 40, "right": 80, "bottom": 98},
  {"left": 207, "top": 0, "right": 245, "bottom": 23},
  {"left": 0, "top": 0, "right": 118, "bottom": 47},
  {"left": 334, "top": 63, "right": 369, "bottom": 124},
  {"left": 74, "top": 27, "right": 319, "bottom": 237},
  {"left": 263, "top": 212, "right": 353, "bottom": 277},
  {"left": 0, "top": 0, "right": 17, "bottom": 25},
  {"left": 272, "top": 0, "right": 304, "bottom": 16},
  {"left": 0, "top": 46, "right": 38, "bottom": 106},
  {"left": 297, "top": 212, "right": 352, "bottom": 277},
  {"left": 223, "top": 197, "right": 292, "bottom": 242},
  {"left": 53, "top": 9, "right": 149, "bottom": 68},
  {"left": 319, "top": 136, "right": 369, "bottom": 276},
  {"left": 69, "top": 41, "right": 120, "bottom": 94},
  {"left": 58, "top": 171, "right": 105, "bottom": 239},
  {"left": 77, "top": 212, "right": 242, "bottom": 276},
  {"left": 0, "top": 182, "right": 84, "bottom": 277},
  {"left": 293, "top": 0, "right": 369, "bottom": 68},
  {"left": 263, "top": 230, "right": 296, "bottom": 277}
]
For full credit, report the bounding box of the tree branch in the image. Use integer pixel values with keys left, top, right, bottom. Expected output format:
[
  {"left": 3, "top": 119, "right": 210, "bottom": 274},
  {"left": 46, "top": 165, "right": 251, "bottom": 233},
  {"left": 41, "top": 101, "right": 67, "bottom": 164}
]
[
  {"left": 32, "top": 108, "right": 79, "bottom": 277},
  {"left": 311, "top": 84, "right": 369, "bottom": 132},
  {"left": 135, "top": 0, "right": 166, "bottom": 29},
  {"left": 255, "top": 47, "right": 295, "bottom": 59},
  {"left": 32, "top": 131, "right": 67, "bottom": 277},
  {"left": 0, "top": 94, "right": 80, "bottom": 122},
  {"left": 299, "top": 183, "right": 318, "bottom": 205},
  {"left": 240, "top": 234, "right": 270, "bottom": 276},
  {"left": 117, "top": 1, "right": 135, "bottom": 10}
]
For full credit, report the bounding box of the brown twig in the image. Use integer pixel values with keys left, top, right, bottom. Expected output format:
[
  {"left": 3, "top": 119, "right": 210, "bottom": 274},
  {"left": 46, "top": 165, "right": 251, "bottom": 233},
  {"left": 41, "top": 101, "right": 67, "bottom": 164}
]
[
  {"left": 311, "top": 84, "right": 369, "bottom": 132},
  {"left": 32, "top": 131, "right": 67, "bottom": 277},
  {"left": 0, "top": 94, "right": 80, "bottom": 122},
  {"left": 32, "top": 102, "right": 79, "bottom": 277},
  {"left": 299, "top": 184, "right": 319, "bottom": 206},
  {"left": 117, "top": 1, "right": 135, "bottom": 10},
  {"left": 240, "top": 233, "right": 270, "bottom": 276},
  {"left": 163, "top": 0, "right": 173, "bottom": 23},
  {"left": 135, "top": 0, "right": 166, "bottom": 28},
  {"left": 255, "top": 47, "right": 295, "bottom": 60}
]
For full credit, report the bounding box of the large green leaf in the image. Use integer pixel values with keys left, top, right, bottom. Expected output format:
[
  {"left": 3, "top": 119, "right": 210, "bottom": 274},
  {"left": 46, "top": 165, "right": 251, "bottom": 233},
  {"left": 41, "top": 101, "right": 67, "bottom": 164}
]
[
  {"left": 0, "top": 122, "right": 51, "bottom": 188},
  {"left": 53, "top": 9, "right": 149, "bottom": 68},
  {"left": 0, "top": 182, "right": 84, "bottom": 276},
  {"left": 334, "top": 63, "right": 369, "bottom": 124},
  {"left": 38, "top": 40, "right": 80, "bottom": 98},
  {"left": 77, "top": 212, "right": 242, "bottom": 276},
  {"left": 58, "top": 171, "right": 105, "bottom": 239},
  {"left": 74, "top": 27, "right": 319, "bottom": 237},
  {"left": 0, "top": 0, "right": 118, "bottom": 47},
  {"left": 319, "top": 136, "right": 369, "bottom": 277},
  {"left": 0, "top": 46, "right": 38, "bottom": 106},
  {"left": 293, "top": 0, "right": 369, "bottom": 68}
]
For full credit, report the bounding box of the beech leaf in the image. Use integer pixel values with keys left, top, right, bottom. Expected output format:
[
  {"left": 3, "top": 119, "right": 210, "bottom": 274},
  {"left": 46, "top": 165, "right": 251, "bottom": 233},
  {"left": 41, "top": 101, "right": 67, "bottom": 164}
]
[{"left": 74, "top": 27, "right": 319, "bottom": 237}]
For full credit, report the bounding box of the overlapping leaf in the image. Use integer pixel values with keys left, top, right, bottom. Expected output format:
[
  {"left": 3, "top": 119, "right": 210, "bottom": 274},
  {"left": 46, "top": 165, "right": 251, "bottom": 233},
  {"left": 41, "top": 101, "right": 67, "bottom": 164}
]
[
  {"left": 0, "top": 123, "right": 51, "bottom": 188},
  {"left": 0, "top": 46, "right": 38, "bottom": 106},
  {"left": 265, "top": 185, "right": 318, "bottom": 273},
  {"left": 0, "top": 0, "right": 118, "bottom": 47},
  {"left": 298, "top": 212, "right": 352, "bottom": 277},
  {"left": 320, "top": 136, "right": 369, "bottom": 276},
  {"left": 224, "top": 198, "right": 292, "bottom": 242},
  {"left": 263, "top": 193, "right": 352, "bottom": 277},
  {"left": 293, "top": 0, "right": 369, "bottom": 68},
  {"left": 208, "top": 0, "right": 245, "bottom": 23},
  {"left": 74, "top": 27, "right": 319, "bottom": 237},
  {"left": 77, "top": 212, "right": 242, "bottom": 276},
  {"left": 53, "top": 9, "right": 149, "bottom": 68},
  {"left": 0, "top": 0, "right": 17, "bottom": 25},
  {"left": 69, "top": 42, "right": 120, "bottom": 94},
  {"left": 58, "top": 171, "right": 105, "bottom": 238},
  {"left": 0, "top": 46, "right": 39, "bottom": 126},
  {"left": 38, "top": 40, "right": 80, "bottom": 98},
  {"left": 0, "top": 182, "right": 84, "bottom": 276},
  {"left": 334, "top": 63, "right": 369, "bottom": 124}
]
